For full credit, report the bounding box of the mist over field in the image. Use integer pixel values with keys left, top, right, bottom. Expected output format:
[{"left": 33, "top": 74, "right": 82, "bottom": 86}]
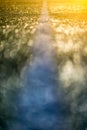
[{"left": 0, "top": 0, "right": 87, "bottom": 130}]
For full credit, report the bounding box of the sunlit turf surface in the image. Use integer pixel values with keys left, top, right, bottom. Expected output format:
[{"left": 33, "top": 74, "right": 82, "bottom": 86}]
[
  {"left": 48, "top": 1, "right": 87, "bottom": 130},
  {"left": 0, "top": 1, "right": 42, "bottom": 76},
  {"left": 0, "top": 1, "right": 42, "bottom": 129},
  {"left": 0, "top": 0, "right": 87, "bottom": 130}
]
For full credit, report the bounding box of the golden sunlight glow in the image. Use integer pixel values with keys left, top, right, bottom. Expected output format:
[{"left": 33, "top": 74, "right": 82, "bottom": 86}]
[
  {"left": 51, "top": 0, "right": 87, "bottom": 5},
  {"left": 48, "top": 0, "right": 87, "bottom": 10}
]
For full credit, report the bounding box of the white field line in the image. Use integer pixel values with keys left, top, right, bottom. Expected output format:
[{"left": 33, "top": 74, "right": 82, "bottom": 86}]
[
  {"left": 21, "top": 1, "right": 56, "bottom": 76},
  {"left": 19, "top": 2, "right": 68, "bottom": 130}
]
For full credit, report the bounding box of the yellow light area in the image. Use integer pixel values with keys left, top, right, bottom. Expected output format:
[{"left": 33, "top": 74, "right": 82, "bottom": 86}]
[
  {"left": 50, "top": 0, "right": 87, "bottom": 5},
  {"left": 74, "top": 0, "right": 87, "bottom": 7},
  {"left": 48, "top": 0, "right": 87, "bottom": 9},
  {"left": 75, "top": 0, "right": 86, "bottom": 3}
]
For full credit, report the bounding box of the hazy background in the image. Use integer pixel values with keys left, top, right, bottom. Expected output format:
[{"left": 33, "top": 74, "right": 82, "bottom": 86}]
[{"left": 0, "top": 0, "right": 87, "bottom": 130}]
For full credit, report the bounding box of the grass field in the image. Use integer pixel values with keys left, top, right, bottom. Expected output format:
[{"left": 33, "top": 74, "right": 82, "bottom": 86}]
[{"left": 0, "top": 0, "right": 87, "bottom": 130}]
